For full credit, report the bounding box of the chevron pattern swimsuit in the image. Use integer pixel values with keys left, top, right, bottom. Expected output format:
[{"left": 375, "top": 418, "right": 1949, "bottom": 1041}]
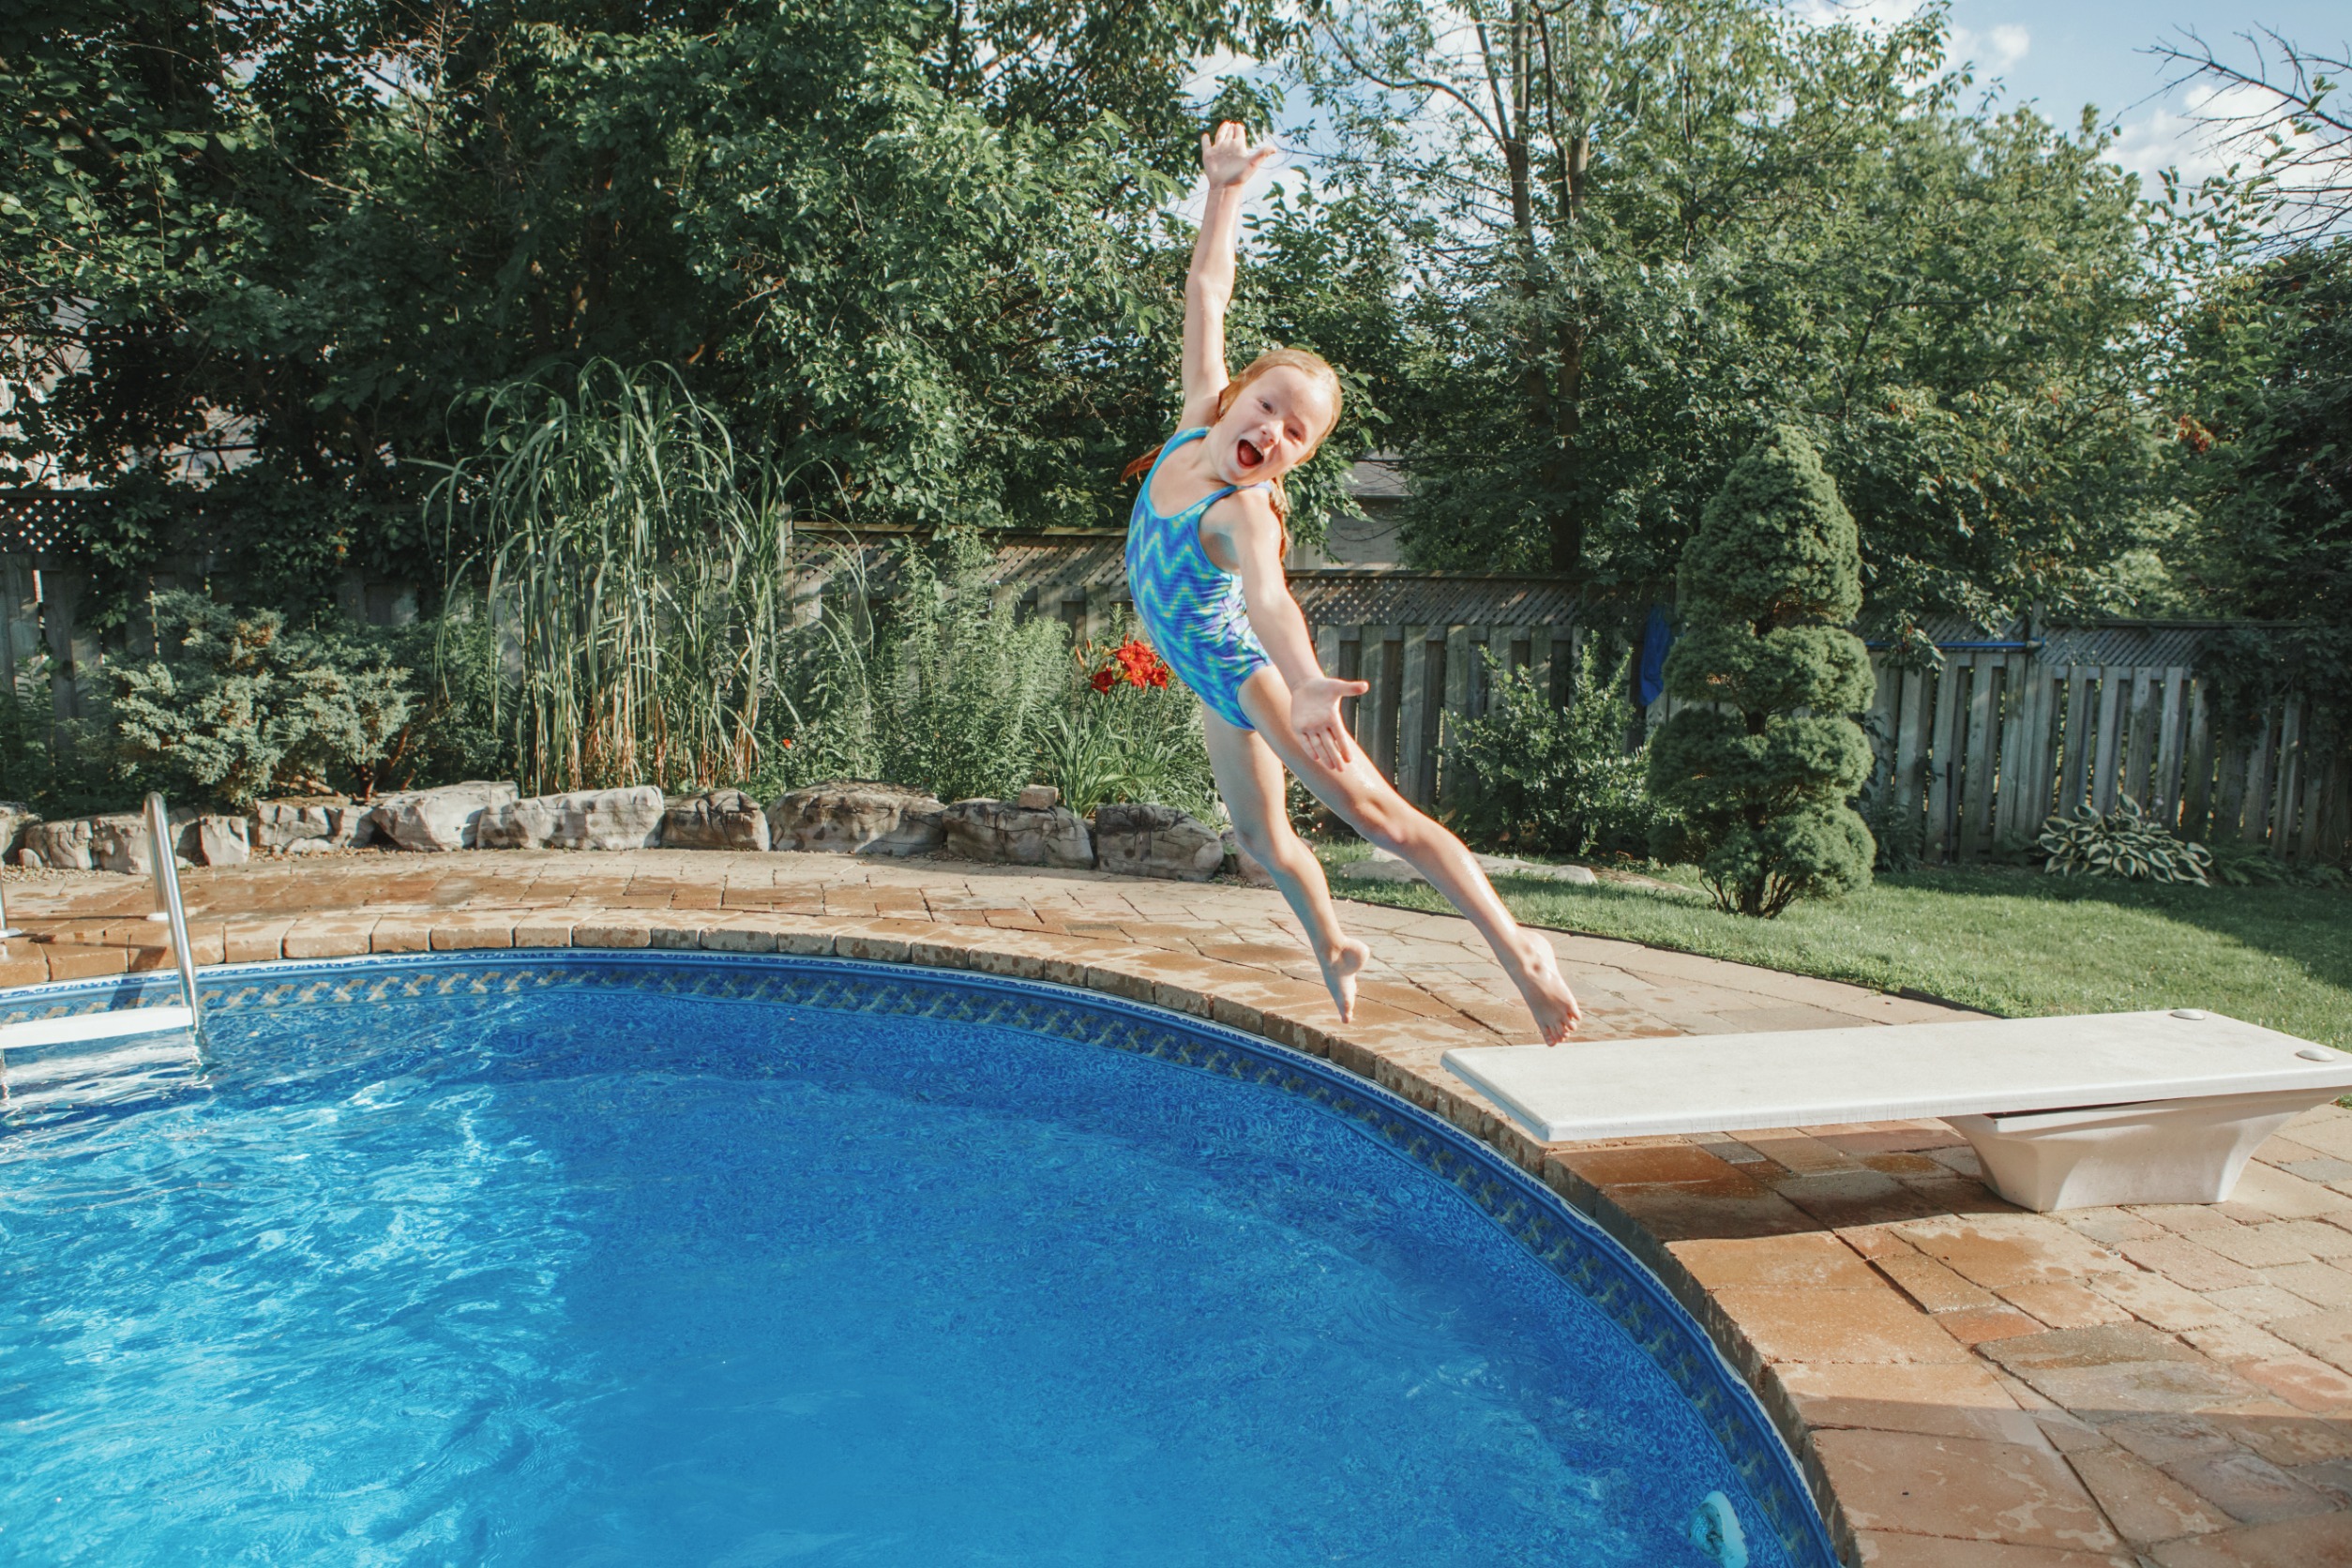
[{"left": 1125, "top": 428, "right": 1274, "bottom": 730}]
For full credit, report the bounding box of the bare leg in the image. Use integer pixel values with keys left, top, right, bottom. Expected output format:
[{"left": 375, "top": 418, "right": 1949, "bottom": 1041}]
[
  {"left": 1235, "top": 669, "right": 1583, "bottom": 1043},
  {"left": 1203, "top": 709, "right": 1372, "bottom": 1020}
]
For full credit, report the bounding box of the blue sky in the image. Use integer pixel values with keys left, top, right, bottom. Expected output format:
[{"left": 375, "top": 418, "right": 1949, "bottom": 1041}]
[
  {"left": 1817, "top": 1, "right": 2347, "bottom": 186},
  {"left": 1191, "top": 4, "right": 2347, "bottom": 204}
]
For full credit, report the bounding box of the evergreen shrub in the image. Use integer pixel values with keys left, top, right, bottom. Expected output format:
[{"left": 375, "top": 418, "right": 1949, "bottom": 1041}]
[
  {"left": 1450, "top": 641, "right": 1666, "bottom": 859},
  {"left": 112, "top": 593, "right": 417, "bottom": 808},
  {"left": 1647, "top": 426, "right": 1877, "bottom": 916}
]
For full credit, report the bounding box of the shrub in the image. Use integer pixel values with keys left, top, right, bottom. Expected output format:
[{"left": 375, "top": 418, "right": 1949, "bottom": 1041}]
[
  {"left": 0, "top": 653, "right": 133, "bottom": 817},
  {"left": 2038, "top": 796, "right": 2212, "bottom": 884},
  {"left": 1042, "top": 635, "right": 1217, "bottom": 820},
  {"left": 1647, "top": 425, "right": 1877, "bottom": 916},
  {"left": 111, "top": 593, "right": 416, "bottom": 808},
  {"left": 777, "top": 535, "right": 1071, "bottom": 804},
  {"left": 1449, "top": 641, "right": 1665, "bottom": 858}
]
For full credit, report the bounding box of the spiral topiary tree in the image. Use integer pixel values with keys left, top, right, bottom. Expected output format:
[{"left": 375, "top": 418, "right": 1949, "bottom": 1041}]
[{"left": 1647, "top": 425, "right": 1877, "bottom": 917}]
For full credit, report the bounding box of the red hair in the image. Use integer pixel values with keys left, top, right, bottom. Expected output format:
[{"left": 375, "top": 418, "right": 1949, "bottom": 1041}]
[{"left": 1122, "top": 348, "right": 1343, "bottom": 528}]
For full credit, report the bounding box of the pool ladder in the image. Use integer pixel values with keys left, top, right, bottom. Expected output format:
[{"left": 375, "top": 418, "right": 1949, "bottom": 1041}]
[{"left": 0, "top": 793, "right": 205, "bottom": 1108}]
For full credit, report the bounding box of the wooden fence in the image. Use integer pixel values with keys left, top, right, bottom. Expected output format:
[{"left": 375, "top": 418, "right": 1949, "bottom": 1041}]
[
  {"left": 1310, "top": 620, "right": 1588, "bottom": 811},
  {"left": 2, "top": 485, "right": 2338, "bottom": 863},
  {"left": 1860, "top": 650, "right": 2345, "bottom": 865}
]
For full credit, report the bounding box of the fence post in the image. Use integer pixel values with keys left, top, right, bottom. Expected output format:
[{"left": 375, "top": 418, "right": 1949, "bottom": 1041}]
[
  {"left": 2269, "top": 697, "right": 2305, "bottom": 859},
  {"left": 1892, "top": 661, "right": 1928, "bottom": 836},
  {"left": 1993, "top": 653, "right": 2030, "bottom": 846},
  {"left": 0, "top": 552, "right": 31, "bottom": 694},
  {"left": 1958, "top": 656, "right": 1997, "bottom": 860},
  {"left": 2090, "top": 667, "right": 2127, "bottom": 814},
  {"left": 2293, "top": 724, "right": 2328, "bottom": 863},
  {"left": 1396, "top": 628, "right": 1431, "bottom": 805},
  {"left": 2314, "top": 750, "right": 2350, "bottom": 865},
  {"left": 1366, "top": 627, "right": 1403, "bottom": 781},
  {"left": 2181, "top": 681, "right": 2216, "bottom": 839},
  {"left": 2152, "top": 667, "right": 2190, "bottom": 827},
  {"left": 2241, "top": 705, "right": 2278, "bottom": 846},
  {"left": 1335, "top": 630, "right": 1364, "bottom": 739},
  {"left": 1440, "top": 625, "right": 1474, "bottom": 808},
  {"left": 2016, "top": 661, "right": 2059, "bottom": 837},
  {"left": 2058, "top": 666, "right": 2092, "bottom": 814},
  {"left": 1924, "top": 662, "right": 1960, "bottom": 862}
]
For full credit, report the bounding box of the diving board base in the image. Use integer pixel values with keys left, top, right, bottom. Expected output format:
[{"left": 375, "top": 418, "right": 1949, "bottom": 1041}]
[{"left": 1949, "top": 1088, "right": 2329, "bottom": 1212}]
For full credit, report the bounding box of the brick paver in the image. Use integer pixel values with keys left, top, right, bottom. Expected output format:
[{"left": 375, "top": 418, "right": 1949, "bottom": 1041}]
[{"left": 4, "top": 846, "right": 2348, "bottom": 1568}]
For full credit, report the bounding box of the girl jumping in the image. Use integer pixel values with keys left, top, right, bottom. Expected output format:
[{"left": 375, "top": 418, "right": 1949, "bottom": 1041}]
[{"left": 1123, "top": 122, "right": 1583, "bottom": 1044}]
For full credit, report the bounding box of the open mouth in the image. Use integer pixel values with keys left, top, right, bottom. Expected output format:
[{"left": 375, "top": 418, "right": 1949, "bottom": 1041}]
[{"left": 1236, "top": 438, "right": 1263, "bottom": 470}]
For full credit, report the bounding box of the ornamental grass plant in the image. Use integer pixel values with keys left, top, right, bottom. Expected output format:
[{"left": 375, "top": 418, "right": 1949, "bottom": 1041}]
[{"left": 430, "top": 360, "right": 799, "bottom": 795}]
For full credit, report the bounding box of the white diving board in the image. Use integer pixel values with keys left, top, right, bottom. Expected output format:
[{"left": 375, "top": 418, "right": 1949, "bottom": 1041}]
[{"left": 1443, "top": 1010, "right": 2352, "bottom": 1212}]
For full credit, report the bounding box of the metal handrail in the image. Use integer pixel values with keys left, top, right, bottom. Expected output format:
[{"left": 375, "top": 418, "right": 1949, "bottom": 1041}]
[{"left": 143, "top": 793, "right": 204, "bottom": 1045}]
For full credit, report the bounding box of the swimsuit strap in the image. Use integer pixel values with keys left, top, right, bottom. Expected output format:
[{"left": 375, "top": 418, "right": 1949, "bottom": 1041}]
[{"left": 1143, "top": 428, "right": 1269, "bottom": 521}]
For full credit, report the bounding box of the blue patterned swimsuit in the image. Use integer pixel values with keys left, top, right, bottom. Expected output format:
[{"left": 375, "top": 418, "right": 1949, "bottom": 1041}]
[{"left": 1125, "top": 428, "right": 1274, "bottom": 730}]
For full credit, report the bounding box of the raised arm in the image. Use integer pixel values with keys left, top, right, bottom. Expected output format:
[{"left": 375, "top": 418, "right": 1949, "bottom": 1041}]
[{"left": 1181, "top": 123, "right": 1279, "bottom": 429}]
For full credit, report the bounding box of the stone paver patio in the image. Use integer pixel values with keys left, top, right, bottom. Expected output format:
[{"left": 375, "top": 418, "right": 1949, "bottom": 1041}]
[{"left": 5, "top": 848, "right": 2349, "bottom": 1567}]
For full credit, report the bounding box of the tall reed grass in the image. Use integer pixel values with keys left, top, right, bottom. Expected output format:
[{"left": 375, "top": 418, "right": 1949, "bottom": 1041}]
[{"left": 429, "top": 360, "right": 797, "bottom": 794}]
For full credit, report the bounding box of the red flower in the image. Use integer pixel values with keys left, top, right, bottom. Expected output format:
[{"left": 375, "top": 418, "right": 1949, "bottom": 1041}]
[
  {"left": 1090, "top": 668, "right": 1117, "bottom": 693},
  {"left": 1108, "top": 638, "right": 1170, "bottom": 689}
]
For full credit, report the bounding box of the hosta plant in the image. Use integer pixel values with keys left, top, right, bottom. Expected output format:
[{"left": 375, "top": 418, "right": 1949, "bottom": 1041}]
[{"left": 2037, "top": 796, "right": 2212, "bottom": 884}]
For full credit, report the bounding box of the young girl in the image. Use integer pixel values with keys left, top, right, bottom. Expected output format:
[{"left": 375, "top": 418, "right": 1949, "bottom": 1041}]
[{"left": 1123, "top": 122, "right": 1583, "bottom": 1044}]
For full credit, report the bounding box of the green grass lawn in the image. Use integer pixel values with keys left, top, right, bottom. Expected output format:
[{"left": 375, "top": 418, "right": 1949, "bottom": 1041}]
[{"left": 1316, "top": 846, "right": 2352, "bottom": 1048}]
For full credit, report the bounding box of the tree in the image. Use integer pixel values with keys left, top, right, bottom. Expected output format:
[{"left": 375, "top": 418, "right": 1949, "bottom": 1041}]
[
  {"left": 1295, "top": 1, "right": 2166, "bottom": 637},
  {"left": 2150, "top": 27, "right": 2351, "bottom": 247},
  {"left": 2168, "top": 240, "right": 2352, "bottom": 748},
  {"left": 1647, "top": 425, "right": 1875, "bottom": 917},
  {"left": 0, "top": 0, "right": 1277, "bottom": 619}
]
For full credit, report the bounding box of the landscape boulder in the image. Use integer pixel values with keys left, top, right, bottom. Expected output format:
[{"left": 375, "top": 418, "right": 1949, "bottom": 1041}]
[
  {"left": 89, "top": 809, "right": 200, "bottom": 874},
  {"left": 21, "top": 815, "right": 99, "bottom": 870},
  {"left": 0, "top": 801, "right": 37, "bottom": 860},
  {"left": 768, "top": 781, "right": 947, "bottom": 856},
  {"left": 252, "top": 798, "right": 375, "bottom": 853},
  {"left": 942, "top": 798, "right": 1093, "bottom": 869},
  {"left": 1093, "top": 803, "right": 1224, "bottom": 882},
  {"left": 662, "top": 789, "right": 771, "bottom": 852},
  {"left": 476, "top": 785, "right": 665, "bottom": 851},
  {"left": 367, "top": 781, "right": 520, "bottom": 852},
  {"left": 196, "top": 815, "right": 251, "bottom": 867}
]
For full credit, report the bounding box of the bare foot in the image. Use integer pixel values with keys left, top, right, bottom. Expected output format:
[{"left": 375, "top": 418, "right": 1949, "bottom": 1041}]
[
  {"left": 1502, "top": 931, "right": 1583, "bottom": 1044},
  {"left": 1317, "top": 937, "right": 1373, "bottom": 1023}
]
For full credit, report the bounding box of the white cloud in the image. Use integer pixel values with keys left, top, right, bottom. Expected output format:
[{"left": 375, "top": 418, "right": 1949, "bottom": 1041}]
[
  {"left": 1793, "top": 3, "right": 2028, "bottom": 76},
  {"left": 1184, "top": 49, "right": 1257, "bottom": 100},
  {"left": 2105, "top": 79, "right": 2325, "bottom": 194},
  {"left": 1788, "top": 0, "right": 1929, "bottom": 33},
  {"left": 1951, "top": 23, "right": 2030, "bottom": 72}
]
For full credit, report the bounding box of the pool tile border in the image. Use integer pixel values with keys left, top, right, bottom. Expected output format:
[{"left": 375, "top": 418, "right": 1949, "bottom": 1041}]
[{"left": 2, "top": 949, "right": 1840, "bottom": 1568}]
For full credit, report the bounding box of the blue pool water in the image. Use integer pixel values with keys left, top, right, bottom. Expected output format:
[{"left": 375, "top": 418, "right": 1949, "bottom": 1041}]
[{"left": 0, "top": 956, "right": 1828, "bottom": 1567}]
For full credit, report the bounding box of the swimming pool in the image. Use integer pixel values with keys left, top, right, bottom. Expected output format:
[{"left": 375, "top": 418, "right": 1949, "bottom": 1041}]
[{"left": 0, "top": 953, "right": 1834, "bottom": 1567}]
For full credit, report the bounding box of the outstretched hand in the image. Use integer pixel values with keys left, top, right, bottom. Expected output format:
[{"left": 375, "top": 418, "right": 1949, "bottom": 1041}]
[
  {"left": 1289, "top": 675, "right": 1368, "bottom": 772},
  {"left": 1201, "top": 120, "right": 1280, "bottom": 190}
]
